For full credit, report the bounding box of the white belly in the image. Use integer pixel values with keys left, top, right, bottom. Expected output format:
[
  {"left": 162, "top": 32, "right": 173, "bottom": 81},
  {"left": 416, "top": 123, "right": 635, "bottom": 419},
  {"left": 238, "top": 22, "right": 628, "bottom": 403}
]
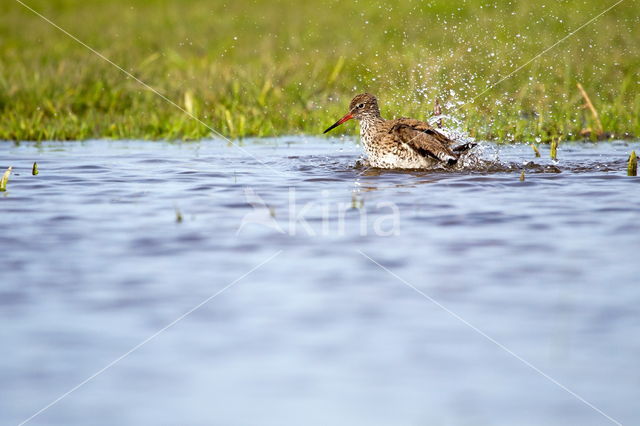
[
  {"left": 366, "top": 151, "right": 439, "bottom": 169},
  {"left": 361, "top": 137, "right": 438, "bottom": 169}
]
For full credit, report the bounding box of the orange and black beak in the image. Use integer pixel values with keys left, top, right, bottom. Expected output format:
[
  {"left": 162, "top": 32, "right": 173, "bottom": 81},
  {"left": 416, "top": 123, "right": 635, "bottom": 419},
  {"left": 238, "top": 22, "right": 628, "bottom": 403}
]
[{"left": 323, "top": 112, "right": 353, "bottom": 134}]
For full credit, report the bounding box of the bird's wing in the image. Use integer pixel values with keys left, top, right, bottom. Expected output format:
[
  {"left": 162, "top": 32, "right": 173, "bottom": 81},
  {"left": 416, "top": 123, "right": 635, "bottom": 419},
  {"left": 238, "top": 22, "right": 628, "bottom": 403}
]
[
  {"left": 395, "top": 117, "right": 477, "bottom": 154},
  {"left": 390, "top": 122, "right": 458, "bottom": 164},
  {"left": 395, "top": 117, "right": 458, "bottom": 145},
  {"left": 394, "top": 117, "right": 437, "bottom": 132}
]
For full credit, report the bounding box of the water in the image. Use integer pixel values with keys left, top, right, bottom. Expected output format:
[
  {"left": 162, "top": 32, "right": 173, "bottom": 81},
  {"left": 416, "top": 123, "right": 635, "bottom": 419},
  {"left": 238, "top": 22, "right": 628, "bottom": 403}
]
[{"left": 1, "top": 138, "right": 639, "bottom": 426}]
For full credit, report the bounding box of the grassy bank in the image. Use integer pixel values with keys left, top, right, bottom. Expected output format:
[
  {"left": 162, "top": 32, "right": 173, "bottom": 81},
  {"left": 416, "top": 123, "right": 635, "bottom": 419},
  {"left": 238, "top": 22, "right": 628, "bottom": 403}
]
[{"left": 1, "top": 0, "right": 639, "bottom": 142}]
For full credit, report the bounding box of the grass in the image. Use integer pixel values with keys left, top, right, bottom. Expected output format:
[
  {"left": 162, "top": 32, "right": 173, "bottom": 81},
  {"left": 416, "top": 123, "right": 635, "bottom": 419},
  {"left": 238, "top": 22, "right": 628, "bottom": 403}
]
[
  {"left": 629, "top": 151, "right": 638, "bottom": 176},
  {"left": 550, "top": 138, "right": 559, "bottom": 160},
  {"left": 531, "top": 144, "right": 541, "bottom": 158},
  {"left": 0, "top": 166, "right": 12, "bottom": 191},
  {"left": 1, "top": 0, "right": 639, "bottom": 142}
]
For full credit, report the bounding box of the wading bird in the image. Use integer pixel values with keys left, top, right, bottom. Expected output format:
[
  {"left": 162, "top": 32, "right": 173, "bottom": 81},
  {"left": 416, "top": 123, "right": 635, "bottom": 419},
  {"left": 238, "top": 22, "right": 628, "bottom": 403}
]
[{"left": 324, "top": 93, "right": 475, "bottom": 169}]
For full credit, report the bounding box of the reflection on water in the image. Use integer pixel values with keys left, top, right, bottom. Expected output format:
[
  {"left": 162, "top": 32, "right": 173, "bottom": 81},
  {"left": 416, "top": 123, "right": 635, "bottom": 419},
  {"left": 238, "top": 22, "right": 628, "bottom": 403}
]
[{"left": 1, "top": 138, "right": 639, "bottom": 426}]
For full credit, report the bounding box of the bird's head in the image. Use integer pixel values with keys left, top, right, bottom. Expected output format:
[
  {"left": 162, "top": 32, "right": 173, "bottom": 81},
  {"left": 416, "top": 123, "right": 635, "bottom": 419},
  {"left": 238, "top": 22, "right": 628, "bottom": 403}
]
[{"left": 323, "top": 93, "right": 380, "bottom": 134}]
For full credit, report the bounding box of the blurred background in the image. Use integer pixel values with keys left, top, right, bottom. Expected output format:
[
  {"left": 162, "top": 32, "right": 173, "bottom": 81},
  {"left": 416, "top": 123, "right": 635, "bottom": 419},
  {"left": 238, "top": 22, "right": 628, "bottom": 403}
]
[{"left": 1, "top": 0, "right": 638, "bottom": 141}]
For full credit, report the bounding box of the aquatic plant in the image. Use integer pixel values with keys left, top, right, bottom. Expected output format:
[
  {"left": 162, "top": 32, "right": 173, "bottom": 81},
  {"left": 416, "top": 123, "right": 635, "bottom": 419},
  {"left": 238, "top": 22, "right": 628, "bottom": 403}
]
[
  {"left": 531, "top": 145, "right": 541, "bottom": 158},
  {"left": 0, "top": 166, "right": 12, "bottom": 191},
  {"left": 32, "top": 162, "right": 39, "bottom": 175},
  {"left": 550, "top": 139, "right": 558, "bottom": 161},
  {"left": 351, "top": 193, "right": 364, "bottom": 210},
  {"left": 628, "top": 151, "right": 637, "bottom": 176}
]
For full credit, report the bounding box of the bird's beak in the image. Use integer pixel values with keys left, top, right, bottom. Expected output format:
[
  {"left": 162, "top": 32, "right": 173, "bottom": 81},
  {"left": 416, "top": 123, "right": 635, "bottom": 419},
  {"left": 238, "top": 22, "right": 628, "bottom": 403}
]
[{"left": 323, "top": 112, "right": 353, "bottom": 134}]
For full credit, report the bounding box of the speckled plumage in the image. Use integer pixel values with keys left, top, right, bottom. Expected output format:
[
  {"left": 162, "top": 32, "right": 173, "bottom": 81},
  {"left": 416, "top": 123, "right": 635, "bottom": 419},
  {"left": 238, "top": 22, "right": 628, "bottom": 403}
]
[{"left": 324, "top": 93, "right": 475, "bottom": 169}]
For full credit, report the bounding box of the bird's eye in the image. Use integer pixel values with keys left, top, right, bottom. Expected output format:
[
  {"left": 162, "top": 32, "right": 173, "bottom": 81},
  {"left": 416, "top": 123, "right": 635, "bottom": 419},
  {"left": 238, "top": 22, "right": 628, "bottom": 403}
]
[{"left": 357, "top": 103, "right": 365, "bottom": 109}]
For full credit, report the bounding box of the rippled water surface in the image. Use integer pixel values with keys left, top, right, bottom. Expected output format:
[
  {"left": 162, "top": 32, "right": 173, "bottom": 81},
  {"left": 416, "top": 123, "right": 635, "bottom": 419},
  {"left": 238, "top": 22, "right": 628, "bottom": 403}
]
[{"left": 1, "top": 139, "right": 639, "bottom": 426}]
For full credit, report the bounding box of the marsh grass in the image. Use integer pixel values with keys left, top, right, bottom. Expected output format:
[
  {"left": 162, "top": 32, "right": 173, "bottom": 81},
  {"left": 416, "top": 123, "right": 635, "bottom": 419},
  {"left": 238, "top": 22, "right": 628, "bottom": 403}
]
[
  {"left": 0, "top": 166, "right": 12, "bottom": 191},
  {"left": 550, "top": 138, "right": 559, "bottom": 161},
  {"left": 1, "top": 0, "right": 638, "bottom": 142},
  {"left": 628, "top": 151, "right": 638, "bottom": 176},
  {"left": 531, "top": 145, "right": 541, "bottom": 158}
]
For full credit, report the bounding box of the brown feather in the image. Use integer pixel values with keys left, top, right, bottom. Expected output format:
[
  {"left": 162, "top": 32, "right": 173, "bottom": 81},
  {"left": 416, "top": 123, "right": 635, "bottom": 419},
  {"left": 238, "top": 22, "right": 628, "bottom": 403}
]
[
  {"left": 394, "top": 117, "right": 477, "bottom": 154},
  {"left": 389, "top": 123, "right": 457, "bottom": 164}
]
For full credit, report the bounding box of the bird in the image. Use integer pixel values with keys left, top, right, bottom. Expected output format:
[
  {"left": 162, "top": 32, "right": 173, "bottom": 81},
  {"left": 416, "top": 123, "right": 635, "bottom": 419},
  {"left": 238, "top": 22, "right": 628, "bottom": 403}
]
[{"left": 323, "top": 93, "right": 475, "bottom": 169}]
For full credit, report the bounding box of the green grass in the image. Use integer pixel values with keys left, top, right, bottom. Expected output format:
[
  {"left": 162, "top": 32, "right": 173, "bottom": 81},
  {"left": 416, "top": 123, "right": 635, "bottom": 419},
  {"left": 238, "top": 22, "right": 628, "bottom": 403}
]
[
  {"left": 1, "top": 0, "right": 639, "bottom": 142},
  {"left": 0, "top": 166, "right": 12, "bottom": 191},
  {"left": 629, "top": 150, "right": 638, "bottom": 176}
]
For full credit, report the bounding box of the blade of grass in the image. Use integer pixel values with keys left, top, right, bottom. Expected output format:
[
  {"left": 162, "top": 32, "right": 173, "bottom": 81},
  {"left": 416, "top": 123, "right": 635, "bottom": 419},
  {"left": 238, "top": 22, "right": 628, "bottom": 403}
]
[
  {"left": 531, "top": 144, "right": 541, "bottom": 158},
  {"left": 0, "top": 166, "right": 12, "bottom": 192},
  {"left": 550, "top": 138, "right": 558, "bottom": 161},
  {"left": 628, "top": 150, "right": 637, "bottom": 176}
]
